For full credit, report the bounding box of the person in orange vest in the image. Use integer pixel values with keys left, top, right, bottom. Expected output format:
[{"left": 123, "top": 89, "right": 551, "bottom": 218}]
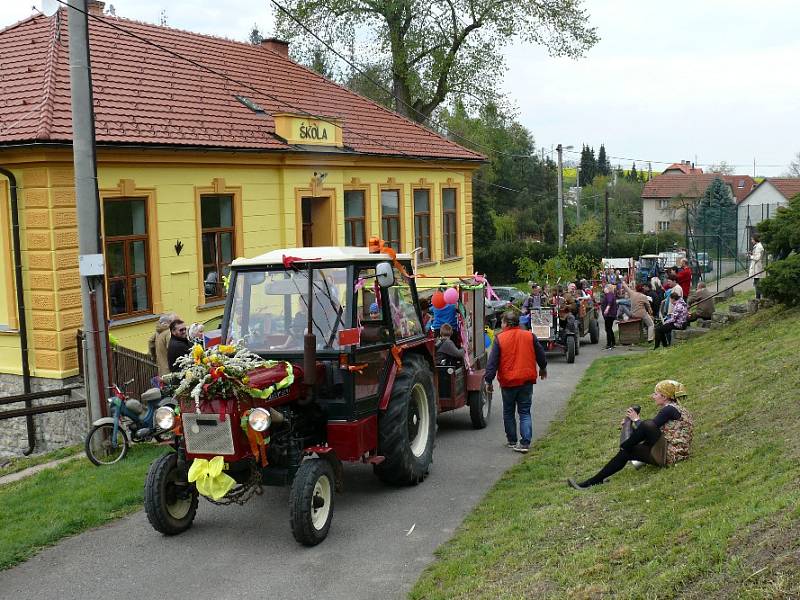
[{"left": 484, "top": 311, "right": 548, "bottom": 453}]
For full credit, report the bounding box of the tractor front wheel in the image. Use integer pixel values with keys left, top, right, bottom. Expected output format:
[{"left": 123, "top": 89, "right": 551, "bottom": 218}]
[
  {"left": 374, "top": 355, "right": 436, "bottom": 486},
  {"left": 144, "top": 452, "right": 198, "bottom": 535},
  {"left": 290, "top": 458, "right": 335, "bottom": 546},
  {"left": 589, "top": 318, "right": 600, "bottom": 344},
  {"left": 566, "top": 336, "right": 576, "bottom": 363}
]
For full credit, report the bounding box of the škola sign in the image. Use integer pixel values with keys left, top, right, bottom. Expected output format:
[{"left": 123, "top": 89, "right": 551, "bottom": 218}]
[{"left": 274, "top": 113, "right": 343, "bottom": 147}]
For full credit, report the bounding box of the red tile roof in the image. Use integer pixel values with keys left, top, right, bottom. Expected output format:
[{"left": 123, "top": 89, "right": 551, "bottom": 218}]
[
  {"left": 663, "top": 162, "right": 704, "bottom": 175},
  {"left": 767, "top": 178, "right": 800, "bottom": 200},
  {"left": 642, "top": 172, "right": 755, "bottom": 204},
  {"left": 0, "top": 11, "right": 483, "bottom": 162},
  {"left": 720, "top": 175, "right": 756, "bottom": 204}
]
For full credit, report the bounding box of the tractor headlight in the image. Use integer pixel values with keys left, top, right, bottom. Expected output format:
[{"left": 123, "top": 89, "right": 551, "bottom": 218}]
[
  {"left": 155, "top": 406, "right": 176, "bottom": 431},
  {"left": 248, "top": 407, "right": 272, "bottom": 432}
]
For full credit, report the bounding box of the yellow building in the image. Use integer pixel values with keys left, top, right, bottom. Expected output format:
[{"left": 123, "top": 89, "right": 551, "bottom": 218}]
[{"left": 0, "top": 5, "right": 482, "bottom": 385}]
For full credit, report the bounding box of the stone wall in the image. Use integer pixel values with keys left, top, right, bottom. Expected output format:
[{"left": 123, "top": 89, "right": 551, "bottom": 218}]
[{"left": 0, "top": 374, "right": 88, "bottom": 458}]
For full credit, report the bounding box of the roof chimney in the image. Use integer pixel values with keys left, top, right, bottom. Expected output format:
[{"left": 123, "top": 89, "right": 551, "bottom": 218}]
[
  {"left": 261, "top": 38, "right": 289, "bottom": 58},
  {"left": 87, "top": 1, "right": 105, "bottom": 16}
]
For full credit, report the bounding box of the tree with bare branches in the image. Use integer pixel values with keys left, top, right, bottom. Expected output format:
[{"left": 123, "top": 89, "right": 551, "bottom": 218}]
[{"left": 272, "top": 0, "right": 598, "bottom": 123}]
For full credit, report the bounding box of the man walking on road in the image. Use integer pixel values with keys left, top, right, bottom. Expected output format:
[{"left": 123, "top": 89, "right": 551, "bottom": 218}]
[{"left": 484, "top": 311, "right": 548, "bottom": 454}]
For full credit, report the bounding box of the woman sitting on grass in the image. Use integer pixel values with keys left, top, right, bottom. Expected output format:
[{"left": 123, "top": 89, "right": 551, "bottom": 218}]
[{"left": 568, "top": 380, "right": 694, "bottom": 489}]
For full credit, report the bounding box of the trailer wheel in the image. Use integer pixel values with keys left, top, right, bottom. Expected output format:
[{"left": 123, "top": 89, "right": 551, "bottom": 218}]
[
  {"left": 589, "top": 318, "right": 600, "bottom": 344},
  {"left": 144, "top": 452, "right": 198, "bottom": 535},
  {"left": 566, "top": 336, "right": 576, "bottom": 363},
  {"left": 374, "top": 354, "right": 436, "bottom": 486},
  {"left": 290, "top": 458, "right": 334, "bottom": 546},
  {"left": 468, "top": 380, "right": 491, "bottom": 429}
]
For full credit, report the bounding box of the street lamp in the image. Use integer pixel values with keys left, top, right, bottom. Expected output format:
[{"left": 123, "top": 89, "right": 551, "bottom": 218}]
[{"left": 557, "top": 144, "right": 574, "bottom": 250}]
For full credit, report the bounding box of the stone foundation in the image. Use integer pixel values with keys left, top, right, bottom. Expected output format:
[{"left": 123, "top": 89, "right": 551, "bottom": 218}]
[{"left": 0, "top": 374, "right": 89, "bottom": 458}]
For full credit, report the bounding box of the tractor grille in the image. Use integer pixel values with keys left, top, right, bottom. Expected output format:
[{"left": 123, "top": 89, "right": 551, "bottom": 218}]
[
  {"left": 533, "top": 325, "right": 551, "bottom": 339},
  {"left": 182, "top": 413, "right": 235, "bottom": 456}
]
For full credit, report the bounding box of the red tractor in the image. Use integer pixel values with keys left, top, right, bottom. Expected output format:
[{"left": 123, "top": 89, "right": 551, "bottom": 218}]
[{"left": 144, "top": 246, "right": 490, "bottom": 546}]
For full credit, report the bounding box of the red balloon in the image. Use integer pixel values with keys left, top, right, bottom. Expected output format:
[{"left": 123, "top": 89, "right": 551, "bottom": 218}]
[{"left": 431, "top": 291, "right": 446, "bottom": 309}]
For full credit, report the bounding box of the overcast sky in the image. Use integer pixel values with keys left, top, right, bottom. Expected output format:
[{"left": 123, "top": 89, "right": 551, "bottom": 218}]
[{"left": 3, "top": 0, "right": 799, "bottom": 176}]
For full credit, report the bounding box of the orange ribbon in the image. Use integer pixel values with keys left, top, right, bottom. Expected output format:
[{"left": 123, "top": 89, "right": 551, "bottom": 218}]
[
  {"left": 246, "top": 426, "right": 269, "bottom": 467},
  {"left": 368, "top": 236, "right": 412, "bottom": 279}
]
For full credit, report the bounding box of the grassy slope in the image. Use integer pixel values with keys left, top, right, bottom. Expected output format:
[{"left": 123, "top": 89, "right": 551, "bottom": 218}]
[
  {"left": 412, "top": 305, "right": 800, "bottom": 599},
  {"left": 0, "top": 445, "right": 82, "bottom": 478},
  {"left": 0, "top": 445, "right": 166, "bottom": 570}
]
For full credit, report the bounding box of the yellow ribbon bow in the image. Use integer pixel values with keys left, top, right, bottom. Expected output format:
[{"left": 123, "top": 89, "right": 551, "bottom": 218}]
[{"left": 187, "top": 456, "right": 236, "bottom": 500}]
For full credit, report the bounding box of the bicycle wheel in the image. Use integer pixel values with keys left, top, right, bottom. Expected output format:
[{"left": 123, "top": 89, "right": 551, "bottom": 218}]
[{"left": 85, "top": 423, "right": 129, "bottom": 466}]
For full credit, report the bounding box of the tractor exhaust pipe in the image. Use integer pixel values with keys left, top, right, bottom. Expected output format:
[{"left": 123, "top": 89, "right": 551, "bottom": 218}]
[{"left": 304, "top": 265, "right": 317, "bottom": 386}]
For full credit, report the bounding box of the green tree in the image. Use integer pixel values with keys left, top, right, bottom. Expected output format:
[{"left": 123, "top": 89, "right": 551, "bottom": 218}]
[
  {"left": 472, "top": 193, "right": 496, "bottom": 245},
  {"left": 597, "top": 144, "right": 610, "bottom": 176},
  {"left": 273, "top": 0, "right": 598, "bottom": 123},
  {"left": 249, "top": 24, "right": 263, "bottom": 45},
  {"left": 758, "top": 193, "right": 800, "bottom": 259},
  {"left": 628, "top": 162, "right": 638, "bottom": 182},
  {"left": 566, "top": 217, "right": 601, "bottom": 245},
  {"left": 695, "top": 178, "right": 736, "bottom": 248},
  {"left": 442, "top": 101, "right": 557, "bottom": 243},
  {"left": 579, "top": 145, "right": 597, "bottom": 186},
  {"left": 308, "top": 44, "right": 335, "bottom": 78}
]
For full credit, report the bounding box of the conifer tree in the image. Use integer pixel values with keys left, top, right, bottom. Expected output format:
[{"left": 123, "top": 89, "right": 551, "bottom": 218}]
[
  {"left": 628, "top": 162, "right": 638, "bottom": 182},
  {"left": 597, "top": 144, "right": 611, "bottom": 176}
]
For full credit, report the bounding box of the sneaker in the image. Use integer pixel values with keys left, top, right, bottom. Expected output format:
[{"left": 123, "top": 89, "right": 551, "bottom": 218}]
[
  {"left": 506, "top": 441, "right": 517, "bottom": 448},
  {"left": 512, "top": 443, "right": 529, "bottom": 454},
  {"left": 567, "top": 478, "right": 590, "bottom": 490},
  {"left": 631, "top": 460, "right": 645, "bottom": 470}
]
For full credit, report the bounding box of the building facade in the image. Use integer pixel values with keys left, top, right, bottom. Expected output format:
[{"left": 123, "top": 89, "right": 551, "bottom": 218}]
[
  {"left": 737, "top": 178, "right": 800, "bottom": 256},
  {"left": 0, "top": 6, "right": 483, "bottom": 387}
]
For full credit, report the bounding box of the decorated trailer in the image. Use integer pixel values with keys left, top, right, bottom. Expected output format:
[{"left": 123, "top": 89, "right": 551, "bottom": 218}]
[{"left": 144, "top": 244, "right": 490, "bottom": 546}]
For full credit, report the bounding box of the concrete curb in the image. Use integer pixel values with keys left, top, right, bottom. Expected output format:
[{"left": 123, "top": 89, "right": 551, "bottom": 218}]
[{"left": 0, "top": 454, "right": 83, "bottom": 486}]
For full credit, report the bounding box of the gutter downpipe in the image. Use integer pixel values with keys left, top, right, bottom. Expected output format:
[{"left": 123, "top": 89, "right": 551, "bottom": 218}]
[{"left": 0, "top": 166, "right": 36, "bottom": 455}]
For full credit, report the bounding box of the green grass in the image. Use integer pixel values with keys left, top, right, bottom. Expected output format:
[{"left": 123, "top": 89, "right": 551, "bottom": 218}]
[
  {"left": 0, "top": 445, "right": 82, "bottom": 478},
  {"left": 0, "top": 444, "right": 167, "bottom": 570},
  {"left": 412, "top": 304, "right": 800, "bottom": 599},
  {"left": 714, "top": 289, "right": 756, "bottom": 313}
]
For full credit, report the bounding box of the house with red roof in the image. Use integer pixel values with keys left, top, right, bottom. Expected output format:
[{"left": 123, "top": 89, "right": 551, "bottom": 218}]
[
  {"left": 737, "top": 177, "right": 800, "bottom": 256},
  {"left": 641, "top": 160, "right": 755, "bottom": 234},
  {"left": 0, "top": 2, "right": 483, "bottom": 384}
]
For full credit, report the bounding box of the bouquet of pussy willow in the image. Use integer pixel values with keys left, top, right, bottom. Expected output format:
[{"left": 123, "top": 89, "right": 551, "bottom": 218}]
[{"left": 169, "top": 343, "right": 270, "bottom": 412}]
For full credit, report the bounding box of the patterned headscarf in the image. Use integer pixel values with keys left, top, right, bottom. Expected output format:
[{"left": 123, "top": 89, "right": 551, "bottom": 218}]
[{"left": 655, "top": 380, "right": 687, "bottom": 400}]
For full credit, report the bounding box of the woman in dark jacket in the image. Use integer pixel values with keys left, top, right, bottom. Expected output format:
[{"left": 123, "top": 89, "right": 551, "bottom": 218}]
[
  {"left": 649, "top": 277, "right": 665, "bottom": 319},
  {"left": 601, "top": 284, "right": 617, "bottom": 349}
]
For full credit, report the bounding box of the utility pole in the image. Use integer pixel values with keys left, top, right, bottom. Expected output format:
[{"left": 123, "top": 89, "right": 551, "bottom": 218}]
[
  {"left": 557, "top": 144, "right": 564, "bottom": 250},
  {"left": 604, "top": 189, "right": 610, "bottom": 258},
  {"left": 69, "top": 0, "right": 110, "bottom": 423}
]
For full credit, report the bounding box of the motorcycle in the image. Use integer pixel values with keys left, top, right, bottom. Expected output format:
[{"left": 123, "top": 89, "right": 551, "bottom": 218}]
[{"left": 84, "top": 379, "right": 175, "bottom": 466}]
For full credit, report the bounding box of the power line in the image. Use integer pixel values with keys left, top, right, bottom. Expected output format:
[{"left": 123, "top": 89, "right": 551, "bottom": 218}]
[
  {"left": 267, "top": 0, "right": 536, "bottom": 161},
  {"left": 560, "top": 148, "right": 785, "bottom": 170},
  {"left": 53, "top": 0, "right": 523, "bottom": 193}
]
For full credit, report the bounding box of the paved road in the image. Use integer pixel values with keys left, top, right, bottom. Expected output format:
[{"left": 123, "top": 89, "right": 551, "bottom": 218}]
[{"left": 0, "top": 337, "right": 610, "bottom": 600}]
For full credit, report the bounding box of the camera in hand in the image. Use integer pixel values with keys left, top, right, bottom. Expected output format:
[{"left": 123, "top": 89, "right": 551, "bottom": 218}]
[{"left": 631, "top": 404, "right": 641, "bottom": 415}]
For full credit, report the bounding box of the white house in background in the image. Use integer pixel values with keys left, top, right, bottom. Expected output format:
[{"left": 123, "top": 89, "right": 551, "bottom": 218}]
[{"left": 737, "top": 178, "right": 800, "bottom": 256}]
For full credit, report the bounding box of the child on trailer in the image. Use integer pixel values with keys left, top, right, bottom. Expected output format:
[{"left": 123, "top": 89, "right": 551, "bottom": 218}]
[{"left": 435, "top": 323, "right": 464, "bottom": 367}]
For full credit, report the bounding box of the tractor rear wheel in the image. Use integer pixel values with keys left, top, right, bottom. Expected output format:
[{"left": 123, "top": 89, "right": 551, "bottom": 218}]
[
  {"left": 374, "top": 354, "right": 436, "bottom": 486},
  {"left": 290, "top": 458, "right": 335, "bottom": 546},
  {"left": 468, "top": 380, "right": 491, "bottom": 429}
]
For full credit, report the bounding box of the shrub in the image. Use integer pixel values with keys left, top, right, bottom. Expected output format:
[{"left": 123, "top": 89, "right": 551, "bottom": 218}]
[{"left": 759, "top": 253, "right": 800, "bottom": 306}]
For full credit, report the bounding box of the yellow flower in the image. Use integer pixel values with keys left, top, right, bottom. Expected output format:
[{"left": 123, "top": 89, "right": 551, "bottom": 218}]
[
  {"left": 191, "top": 344, "right": 204, "bottom": 360},
  {"left": 218, "top": 344, "right": 236, "bottom": 355},
  {"left": 242, "top": 376, "right": 250, "bottom": 385}
]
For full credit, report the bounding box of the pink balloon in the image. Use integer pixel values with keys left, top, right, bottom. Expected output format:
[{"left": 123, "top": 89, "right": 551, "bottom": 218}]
[{"left": 443, "top": 287, "right": 459, "bottom": 305}]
